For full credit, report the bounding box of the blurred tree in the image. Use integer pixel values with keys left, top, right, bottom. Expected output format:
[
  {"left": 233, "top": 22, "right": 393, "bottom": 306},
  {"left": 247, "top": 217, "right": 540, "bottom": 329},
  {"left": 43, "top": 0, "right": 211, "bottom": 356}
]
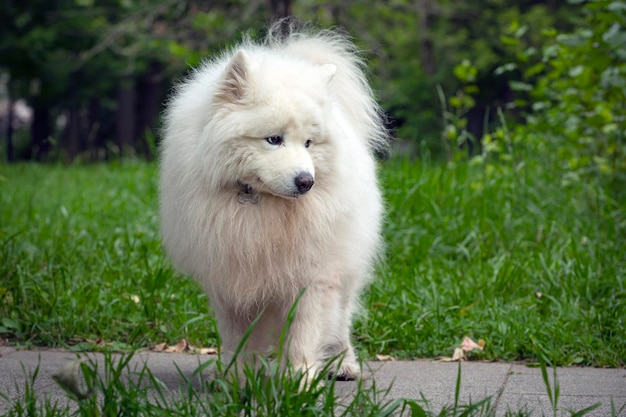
[
  {"left": 295, "top": 0, "right": 575, "bottom": 155},
  {"left": 0, "top": 0, "right": 578, "bottom": 161},
  {"left": 270, "top": 0, "right": 293, "bottom": 18},
  {"left": 0, "top": 0, "right": 269, "bottom": 161}
]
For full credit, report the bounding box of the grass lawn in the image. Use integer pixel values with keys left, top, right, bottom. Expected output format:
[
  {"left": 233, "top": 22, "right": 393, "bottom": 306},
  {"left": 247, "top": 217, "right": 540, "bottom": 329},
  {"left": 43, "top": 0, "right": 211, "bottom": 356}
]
[{"left": 0, "top": 157, "right": 624, "bottom": 368}]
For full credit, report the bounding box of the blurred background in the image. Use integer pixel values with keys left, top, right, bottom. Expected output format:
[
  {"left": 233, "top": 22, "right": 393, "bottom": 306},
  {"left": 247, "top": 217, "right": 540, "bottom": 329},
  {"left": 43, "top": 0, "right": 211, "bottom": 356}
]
[{"left": 0, "top": 0, "right": 622, "bottom": 169}]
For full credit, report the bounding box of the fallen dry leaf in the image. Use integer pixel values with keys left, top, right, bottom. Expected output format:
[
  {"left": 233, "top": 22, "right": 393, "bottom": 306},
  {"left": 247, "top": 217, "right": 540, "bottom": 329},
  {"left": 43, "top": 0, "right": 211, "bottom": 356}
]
[
  {"left": 453, "top": 347, "right": 465, "bottom": 360},
  {"left": 439, "top": 347, "right": 465, "bottom": 362},
  {"left": 460, "top": 336, "right": 484, "bottom": 352},
  {"left": 439, "top": 336, "right": 485, "bottom": 362},
  {"left": 375, "top": 354, "right": 395, "bottom": 362},
  {"left": 187, "top": 344, "right": 217, "bottom": 355},
  {"left": 152, "top": 342, "right": 167, "bottom": 352},
  {"left": 85, "top": 338, "right": 104, "bottom": 346},
  {"left": 165, "top": 339, "right": 189, "bottom": 353},
  {"left": 123, "top": 294, "right": 141, "bottom": 303},
  {"left": 196, "top": 347, "right": 218, "bottom": 355},
  {"left": 151, "top": 340, "right": 218, "bottom": 355}
]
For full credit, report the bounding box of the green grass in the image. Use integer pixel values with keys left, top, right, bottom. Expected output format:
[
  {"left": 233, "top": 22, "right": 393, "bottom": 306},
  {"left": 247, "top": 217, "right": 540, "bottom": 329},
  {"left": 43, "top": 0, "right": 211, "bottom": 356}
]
[
  {"left": 0, "top": 162, "right": 215, "bottom": 350},
  {"left": 360, "top": 157, "right": 625, "bottom": 366},
  {"left": 0, "top": 157, "right": 624, "bottom": 367}
]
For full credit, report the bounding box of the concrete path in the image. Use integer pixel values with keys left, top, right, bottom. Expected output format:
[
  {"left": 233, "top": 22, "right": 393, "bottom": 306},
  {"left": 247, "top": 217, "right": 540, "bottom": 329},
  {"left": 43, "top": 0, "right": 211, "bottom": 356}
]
[{"left": 0, "top": 347, "right": 624, "bottom": 416}]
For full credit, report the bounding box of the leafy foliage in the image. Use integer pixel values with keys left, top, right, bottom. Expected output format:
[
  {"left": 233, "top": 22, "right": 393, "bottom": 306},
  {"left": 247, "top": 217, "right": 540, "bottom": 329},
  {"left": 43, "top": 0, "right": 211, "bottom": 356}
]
[{"left": 502, "top": 0, "right": 626, "bottom": 180}]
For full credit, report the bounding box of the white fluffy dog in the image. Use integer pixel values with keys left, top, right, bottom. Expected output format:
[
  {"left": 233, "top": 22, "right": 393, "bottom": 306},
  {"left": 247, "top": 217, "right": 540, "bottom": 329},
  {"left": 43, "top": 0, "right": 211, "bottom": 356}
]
[{"left": 159, "top": 23, "right": 387, "bottom": 380}]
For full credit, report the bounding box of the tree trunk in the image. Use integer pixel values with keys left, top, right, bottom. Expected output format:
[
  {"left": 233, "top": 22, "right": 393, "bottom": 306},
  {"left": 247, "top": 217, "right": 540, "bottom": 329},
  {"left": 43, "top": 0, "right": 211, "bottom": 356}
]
[
  {"left": 136, "top": 61, "right": 163, "bottom": 160},
  {"left": 269, "top": 0, "right": 292, "bottom": 23},
  {"left": 30, "top": 100, "right": 52, "bottom": 161},
  {"left": 416, "top": 0, "right": 435, "bottom": 76},
  {"left": 116, "top": 74, "right": 137, "bottom": 157},
  {"left": 63, "top": 70, "right": 85, "bottom": 161},
  {"left": 5, "top": 96, "right": 15, "bottom": 162},
  {"left": 65, "top": 107, "right": 81, "bottom": 161},
  {"left": 87, "top": 98, "right": 102, "bottom": 160}
]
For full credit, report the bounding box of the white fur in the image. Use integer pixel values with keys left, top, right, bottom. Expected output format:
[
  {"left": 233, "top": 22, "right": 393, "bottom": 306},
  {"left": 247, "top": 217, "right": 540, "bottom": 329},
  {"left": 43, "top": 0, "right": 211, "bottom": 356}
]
[{"left": 159, "top": 25, "right": 387, "bottom": 379}]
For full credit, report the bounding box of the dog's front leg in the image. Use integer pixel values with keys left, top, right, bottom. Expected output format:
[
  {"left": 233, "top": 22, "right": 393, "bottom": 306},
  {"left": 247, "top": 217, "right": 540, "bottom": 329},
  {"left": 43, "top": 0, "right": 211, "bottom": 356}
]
[{"left": 284, "top": 282, "right": 340, "bottom": 380}]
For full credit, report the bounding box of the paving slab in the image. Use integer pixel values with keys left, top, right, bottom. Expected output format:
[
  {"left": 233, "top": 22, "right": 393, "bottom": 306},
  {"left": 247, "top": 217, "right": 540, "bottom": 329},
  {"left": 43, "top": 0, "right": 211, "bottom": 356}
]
[
  {"left": 0, "top": 349, "right": 624, "bottom": 416},
  {"left": 498, "top": 364, "right": 626, "bottom": 417},
  {"left": 366, "top": 360, "right": 511, "bottom": 412}
]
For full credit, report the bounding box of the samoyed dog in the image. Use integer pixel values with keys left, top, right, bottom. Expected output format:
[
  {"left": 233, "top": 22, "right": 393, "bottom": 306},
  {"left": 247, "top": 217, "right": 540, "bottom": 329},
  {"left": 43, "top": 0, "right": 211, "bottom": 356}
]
[{"left": 159, "top": 23, "right": 388, "bottom": 380}]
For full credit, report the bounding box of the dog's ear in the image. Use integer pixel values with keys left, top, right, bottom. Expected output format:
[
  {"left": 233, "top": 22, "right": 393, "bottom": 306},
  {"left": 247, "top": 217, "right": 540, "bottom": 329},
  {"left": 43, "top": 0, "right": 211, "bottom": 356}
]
[
  {"left": 217, "top": 50, "right": 249, "bottom": 103},
  {"left": 319, "top": 63, "right": 337, "bottom": 85}
]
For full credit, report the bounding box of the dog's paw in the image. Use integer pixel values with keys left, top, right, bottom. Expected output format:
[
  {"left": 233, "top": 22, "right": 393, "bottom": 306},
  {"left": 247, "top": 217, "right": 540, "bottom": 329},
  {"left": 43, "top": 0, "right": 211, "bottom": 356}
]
[
  {"left": 329, "top": 362, "right": 361, "bottom": 381},
  {"left": 289, "top": 363, "right": 321, "bottom": 391}
]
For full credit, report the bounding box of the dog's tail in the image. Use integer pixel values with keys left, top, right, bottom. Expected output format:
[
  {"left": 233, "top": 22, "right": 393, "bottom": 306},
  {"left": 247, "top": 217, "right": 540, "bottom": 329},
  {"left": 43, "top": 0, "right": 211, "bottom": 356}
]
[{"left": 265, "top": 20, "right": 390, "bottom": 156}]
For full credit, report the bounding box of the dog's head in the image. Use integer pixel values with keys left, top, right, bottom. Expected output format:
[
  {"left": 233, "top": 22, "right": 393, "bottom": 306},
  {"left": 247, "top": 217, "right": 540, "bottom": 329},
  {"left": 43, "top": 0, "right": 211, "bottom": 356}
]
[{"left": 204, "top": 50, "right": 337, "bottom": 199}]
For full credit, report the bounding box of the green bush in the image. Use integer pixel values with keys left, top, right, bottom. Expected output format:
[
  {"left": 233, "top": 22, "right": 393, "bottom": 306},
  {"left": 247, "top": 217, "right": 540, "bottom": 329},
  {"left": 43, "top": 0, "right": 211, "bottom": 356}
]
[{"left": 507, "top": 0, "right": 626, "bottom": 179}]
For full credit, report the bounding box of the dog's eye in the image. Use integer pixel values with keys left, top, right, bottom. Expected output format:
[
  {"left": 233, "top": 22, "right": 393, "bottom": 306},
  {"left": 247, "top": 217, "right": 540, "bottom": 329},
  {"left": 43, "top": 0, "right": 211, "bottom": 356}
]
[
  {"left": 266, "top": 135, "right": 283, "bottom": 146},
  {"left": 305, "top": 139, "right": 312, "bottom": 148}
]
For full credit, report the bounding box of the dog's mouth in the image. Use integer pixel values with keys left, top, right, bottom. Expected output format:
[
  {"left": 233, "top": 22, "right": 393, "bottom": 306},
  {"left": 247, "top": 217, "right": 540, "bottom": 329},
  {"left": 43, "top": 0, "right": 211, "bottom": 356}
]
[
  {"left": 265, "top": 187, "right": 308, "bottom": 200},
  {"left": 237, "top": 181, "right": 310, "bottom": 204},
  {"left": 238, "top": 174, "right": 314, "bottom": 202}
]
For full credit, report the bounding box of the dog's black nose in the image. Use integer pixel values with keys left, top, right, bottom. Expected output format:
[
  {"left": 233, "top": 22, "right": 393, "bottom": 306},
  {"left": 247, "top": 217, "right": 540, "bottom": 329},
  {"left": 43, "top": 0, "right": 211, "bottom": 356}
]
[{"left": 294, "top": 172, "right": 314, "bottom": 194}]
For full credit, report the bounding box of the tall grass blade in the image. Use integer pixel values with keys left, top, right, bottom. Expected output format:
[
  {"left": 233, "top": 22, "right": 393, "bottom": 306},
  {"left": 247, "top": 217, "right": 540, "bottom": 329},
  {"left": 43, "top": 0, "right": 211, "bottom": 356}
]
[
  {"left": 454, "top": 360, "right": 462, "bottom": 411},
  {"left": 569, "top": 402, "right": 602, "bottom": 417}
]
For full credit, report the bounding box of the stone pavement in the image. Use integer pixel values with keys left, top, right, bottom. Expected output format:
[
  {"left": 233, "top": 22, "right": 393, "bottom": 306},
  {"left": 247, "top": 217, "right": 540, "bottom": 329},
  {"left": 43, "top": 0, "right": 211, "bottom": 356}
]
[{"left": 0, "top": 347, "right": 624, "bottom": 416}]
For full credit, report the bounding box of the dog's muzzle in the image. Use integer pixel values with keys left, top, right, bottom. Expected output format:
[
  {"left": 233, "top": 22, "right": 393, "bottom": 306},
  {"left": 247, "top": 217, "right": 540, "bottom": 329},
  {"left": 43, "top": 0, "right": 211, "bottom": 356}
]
[{"left": 294, "top": 172, "right": 314, "bottom": 195}]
